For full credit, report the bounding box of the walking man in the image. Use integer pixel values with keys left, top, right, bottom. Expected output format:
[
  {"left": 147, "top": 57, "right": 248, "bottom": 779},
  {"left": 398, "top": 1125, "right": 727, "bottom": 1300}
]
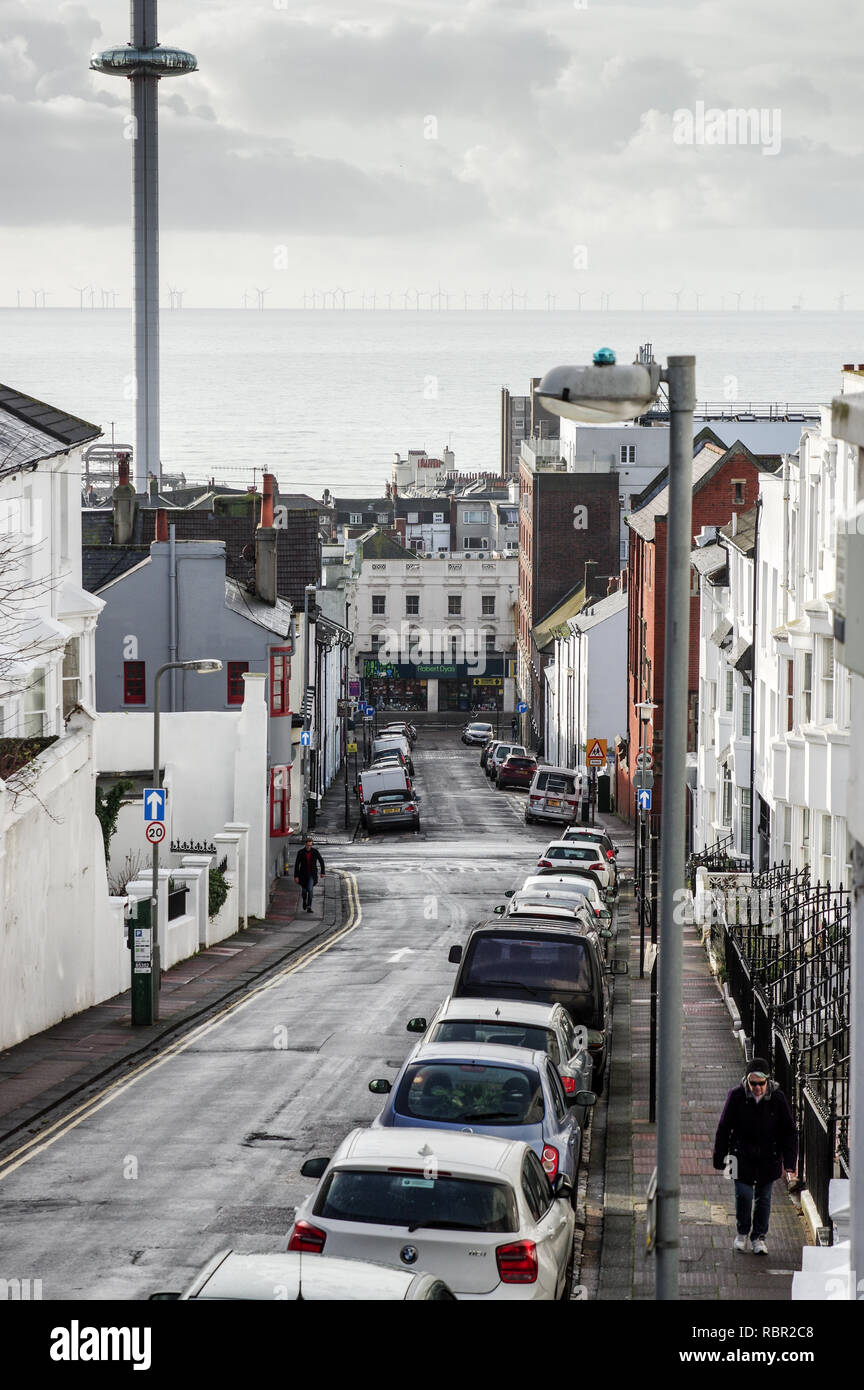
[
  {"left": 294, "top": 835, "right": 325, "bottom": 913},
  {"left": 712, "top": 1057, "right": 798, "bottom": 1255}
]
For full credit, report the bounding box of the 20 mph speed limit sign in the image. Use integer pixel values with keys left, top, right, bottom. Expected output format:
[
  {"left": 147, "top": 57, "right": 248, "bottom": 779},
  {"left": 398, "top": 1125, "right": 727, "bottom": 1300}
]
[{"left": 145, "top": 822, "right": 166, "bottom": 845}]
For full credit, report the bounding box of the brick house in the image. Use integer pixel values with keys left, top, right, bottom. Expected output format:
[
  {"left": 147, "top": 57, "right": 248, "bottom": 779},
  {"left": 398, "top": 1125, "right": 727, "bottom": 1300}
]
[
  {"left": 516, "top": 445, "right": 619, "bottom": 749},
  {"left": 620, "top": 437, "right": 780, "bottom": 826}
]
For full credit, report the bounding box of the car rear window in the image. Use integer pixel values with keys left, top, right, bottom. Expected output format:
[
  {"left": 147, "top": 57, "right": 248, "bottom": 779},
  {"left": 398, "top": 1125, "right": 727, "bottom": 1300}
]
[
  {"left": 505, "top": 759, "right": 535, "bottom": 769},
  {"left": 371, "top": 791, "right": 410, "bottom": 805},
  {"left": 548, "top": 846, "right": 599, "bottom": 861},
  {"left": 430, "top": 1020, "right": 556, "bottom": 1055},
  {"left": 394, "top": 1061, "right": 544, "bottom": 1126},
  {"left": 462, "top": 936, "right": 594, "bottom": 996},
  {"left": 545, "top": 774, "right": 576, "bottom": 794},
  {"left": 316, "top": 1170, "right": 518, "bottom": 1232},
  {"left": 523, "top": 876, "right": 592, "bottom": 898}
]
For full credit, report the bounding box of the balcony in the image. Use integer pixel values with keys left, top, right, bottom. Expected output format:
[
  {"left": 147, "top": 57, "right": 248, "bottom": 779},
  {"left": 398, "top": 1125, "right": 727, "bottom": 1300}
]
[{"left": 519, "top": 439, "right": 568, "bottom": 472}]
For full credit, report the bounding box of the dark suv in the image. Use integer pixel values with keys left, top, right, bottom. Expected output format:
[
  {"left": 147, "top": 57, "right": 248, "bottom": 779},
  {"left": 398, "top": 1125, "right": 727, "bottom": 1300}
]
[{"left": 446, "top": 919, "right": 626, "bottom": 1090}]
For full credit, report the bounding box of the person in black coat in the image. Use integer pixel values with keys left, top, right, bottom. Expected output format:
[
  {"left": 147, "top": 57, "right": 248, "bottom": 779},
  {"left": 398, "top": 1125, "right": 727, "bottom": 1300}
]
[
  {"left": 712, "top": 1056, "right": 798, "bottom": 1256},
  {"left": 293, "top": 835, "right": 326, "bottom": 912}
]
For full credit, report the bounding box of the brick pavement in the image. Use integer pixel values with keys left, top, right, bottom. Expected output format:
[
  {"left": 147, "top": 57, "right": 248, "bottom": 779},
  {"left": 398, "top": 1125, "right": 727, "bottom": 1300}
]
[
  {"left": 0, "top": 855, "right": 345, "bottom": 1155},
  {"left": 579, "top": 812, "right": 812, "bottom": 1301}
]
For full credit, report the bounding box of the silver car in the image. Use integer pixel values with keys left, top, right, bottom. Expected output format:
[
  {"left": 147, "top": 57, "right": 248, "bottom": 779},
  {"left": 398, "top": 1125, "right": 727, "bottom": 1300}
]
[
  {"left": 462, "top": 721, "right": 495, "bottom": 746},
  {"left": 150, "top": 1250, "right": 454, "bottom": 1300}
]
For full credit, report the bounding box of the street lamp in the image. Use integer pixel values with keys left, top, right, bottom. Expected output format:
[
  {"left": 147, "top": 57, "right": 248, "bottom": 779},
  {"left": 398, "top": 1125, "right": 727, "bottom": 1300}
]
[
  {"left": 136, "top": 658, "right": 222, "bottom": 1026},
  {"left": 537, "top": 347, "right": 696, "bottom": 1301}
]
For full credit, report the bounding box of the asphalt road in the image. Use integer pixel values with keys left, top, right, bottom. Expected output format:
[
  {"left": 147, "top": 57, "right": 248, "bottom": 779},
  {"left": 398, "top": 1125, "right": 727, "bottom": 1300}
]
[{"left": 0, "top": 730, "right": 618, "bottom": 1300}]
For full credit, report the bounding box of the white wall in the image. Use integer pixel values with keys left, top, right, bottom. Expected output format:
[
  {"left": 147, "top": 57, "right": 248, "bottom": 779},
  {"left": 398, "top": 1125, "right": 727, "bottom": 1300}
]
[{"left": 0, "top": 718, "right": 129, "bottom": 1051}]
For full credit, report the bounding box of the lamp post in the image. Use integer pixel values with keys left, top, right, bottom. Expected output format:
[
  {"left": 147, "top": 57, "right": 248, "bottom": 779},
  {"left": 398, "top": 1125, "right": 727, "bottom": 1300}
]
[
  {"left": 536, "top": 347, "right": 696, "bottom": 1301},
  {"left": 139, "top": 658, "right": 221, "bottom": 1026},
  {"left": 635, "top": 700, "right": 657, "bottom": 974}
]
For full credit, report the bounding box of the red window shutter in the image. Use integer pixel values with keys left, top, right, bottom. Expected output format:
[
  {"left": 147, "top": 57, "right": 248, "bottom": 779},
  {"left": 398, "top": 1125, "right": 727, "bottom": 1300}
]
[
  {"left": 227, "top": 661, "right": 249, "bottom": 704},
  {"left": 123, "top": 661, "right": 146, "bottom": 705},
  {"left": 270, "top": 648, "right": 291, "bottom": 715},
  {"left": 270, "top": 765, "right": 291, "bottom": 836}
]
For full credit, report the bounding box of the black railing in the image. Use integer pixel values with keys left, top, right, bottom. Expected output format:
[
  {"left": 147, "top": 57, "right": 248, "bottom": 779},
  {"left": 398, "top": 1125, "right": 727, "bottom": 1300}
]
[
  {"left": 718, "top": 865, "right": 850, "bottom": 1228},
  {"left": 686, "top": 831, "right": 737, "bottom": 888},
  {"left": 170, "top": 840, "right": 216, "bottom": 855}
]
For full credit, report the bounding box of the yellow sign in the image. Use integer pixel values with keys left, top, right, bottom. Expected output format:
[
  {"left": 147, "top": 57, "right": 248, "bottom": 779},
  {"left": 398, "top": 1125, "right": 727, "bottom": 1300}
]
[
  {"left": 346, "top": 742, "right": 358, "bottom": 754},
  {"left": 472, "top": 677, "right": 502, "bottom": 686},
  {"left": 587, "top": 738, "right": 607, "bottom": 768}
]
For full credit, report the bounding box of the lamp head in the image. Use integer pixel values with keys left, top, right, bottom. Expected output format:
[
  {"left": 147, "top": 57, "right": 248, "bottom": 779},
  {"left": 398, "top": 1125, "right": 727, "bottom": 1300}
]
[
  {"left": 535, "top": 354, "right": 661, "bottom": 423},
  {"left": 184, "top": 659, "right": 222, "bottom": 674}
]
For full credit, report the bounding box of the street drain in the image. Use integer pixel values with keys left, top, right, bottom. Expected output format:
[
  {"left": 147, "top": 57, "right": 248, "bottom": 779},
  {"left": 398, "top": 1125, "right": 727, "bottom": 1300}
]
[{"left": 243, "top": 1132, "right": 294, "bottom": 1145}]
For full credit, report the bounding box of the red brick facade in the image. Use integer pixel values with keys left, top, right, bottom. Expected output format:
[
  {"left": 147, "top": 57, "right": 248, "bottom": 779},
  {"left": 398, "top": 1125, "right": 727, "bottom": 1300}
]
[{"left": 620, "top": 444, "right": 771, "bottom": 822}]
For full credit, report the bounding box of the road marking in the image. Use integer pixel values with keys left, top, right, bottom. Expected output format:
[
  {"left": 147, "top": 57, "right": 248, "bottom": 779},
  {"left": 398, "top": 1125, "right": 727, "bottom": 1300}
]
[
  {"left": 0, "top": 871, "right": 362, "bottom": 1183},
  {"left": 387, "top": 948, "right": 415, "bottom": 962}
]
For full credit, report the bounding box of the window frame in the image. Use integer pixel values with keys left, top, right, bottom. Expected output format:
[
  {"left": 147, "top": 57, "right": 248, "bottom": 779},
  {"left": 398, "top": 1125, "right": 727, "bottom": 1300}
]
[
  {"left": 405, "top": 594, "right": 420, "bottom": 615},
  {"left": 270, "top": 647, "right": 291, "bottom": 716},
  {"left": 270, "top": 764, "right": 291, "bottom": 836},
  {"left": 482, "top": 594, "right": 496, "bottom": 616},
  {"left": 123, "top": 660, "right": 146, "bottom": 707},
  {"left": 227, "top": 660, "right": 249, "bottom": 705},
  {"left": 448, "top": 594, "right": 462, "bottom": 616},
  {"left": 371, "top": 594, "right": 386, "bottom": 616},
  {"left": 62, "top": 637, "right": 81, "bottom": 719}
]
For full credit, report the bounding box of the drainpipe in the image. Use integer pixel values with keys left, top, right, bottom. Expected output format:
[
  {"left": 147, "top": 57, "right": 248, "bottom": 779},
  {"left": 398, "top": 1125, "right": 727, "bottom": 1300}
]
[
  {"left": 782, "top": 457, "right": 790, "bottom": 627},
  {"left": 749, "top": 496, "right": 761, "bottom": 872},
  {"left": 169, "top": 523, "right": 177, "bottom": 710}
]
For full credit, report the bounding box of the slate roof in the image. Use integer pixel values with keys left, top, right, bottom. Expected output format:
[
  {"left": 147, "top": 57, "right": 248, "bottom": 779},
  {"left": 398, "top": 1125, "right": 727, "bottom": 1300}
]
[
  {"left": 532, "top": 582, "right": 586, "bottom": 651},
  {"left": 358, "top": 529, "right": 419, "bottom": 560},
  {"left": 225, "top": 580, "right": 293, "bottom": 638},
  {"left": 721, "top": 506, "right": 759, "bottom": 557},
  {"left": 0, "top": 382, "right": 100, "bottom": 479},
  {"left": 570, "top": 588, "right": 627, "bottom": 632},
  {"left": 691, "top": 542, "right": 728, "bottom": 576},
  {"left": 628, "top": 441, "right": 777, "bottom": 543}
]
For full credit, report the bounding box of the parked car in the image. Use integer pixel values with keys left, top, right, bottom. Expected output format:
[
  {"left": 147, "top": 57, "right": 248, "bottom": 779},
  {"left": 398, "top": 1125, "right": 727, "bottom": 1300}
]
[
  {"left": 462, "top": 721, "right": 495, "bottom": 746},
  {"left": 291, "top": 1128, "right": 577, "bottom": 1300},
  {"left": 148, "top": 1250, "right": 454, "bottom": 1301},
  {"left": 561, "top": 827, "right": 619, "bottom": 888},
  {"left": 380, "top": 721, "right": 417, "bottom": 746},
  {"left": 371, "top": 735, "right": 414, "bottom": 776},
  {"left": 497, "top": 755, "right": 539, "bottom": 790},
  {"left": 525, "top": 767, "right": 583, "bottom": 825},
  {"left": 447, "top": 919, "right": 627, "bottom": 1088},
  {"left": 500, "top": 891, "right": 613, "bottom": 956},
  {"left": 521, "top": 873, "right": 611, "bottom": 926},
  {"left": 487, "top": 744, "right": 528, "bottom": 782},
  {"left": 538, "top": 842, "right": 613, "bottom": 891},
  {"left": 368, "top": 1042, "right": 592, "bottom": 1198},
  {"left": 404, "top": 996, "right": 593, "bottom": 1119},
  {"left": 364, "top": 789, "right": 421, "bottom": 835}
]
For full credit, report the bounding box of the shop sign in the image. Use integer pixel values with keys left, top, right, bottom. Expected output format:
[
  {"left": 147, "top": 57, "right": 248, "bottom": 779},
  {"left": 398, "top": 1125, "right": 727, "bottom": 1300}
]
[
  {"left": 416, "top": 664, "right": 456, "bottom": 677},
  {"left": 472, "top": 677, "right": 502, "bottom": 686}
]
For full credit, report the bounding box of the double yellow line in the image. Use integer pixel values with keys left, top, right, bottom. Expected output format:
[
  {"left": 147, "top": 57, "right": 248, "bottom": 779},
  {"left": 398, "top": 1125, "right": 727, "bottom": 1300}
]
[{"left": 0, "top": 871, "right": 361, "bottom": 1183}]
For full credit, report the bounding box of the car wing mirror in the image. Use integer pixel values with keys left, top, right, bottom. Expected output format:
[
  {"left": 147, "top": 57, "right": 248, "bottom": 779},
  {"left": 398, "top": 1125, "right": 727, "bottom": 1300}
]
[
  {"left": 552, "top": 1173, "right": 573, "bottom": 1200},
  {"left": 368, "top": 1079, "right": 392, "bottom": 1094},
  {"left": 608, "top": 959, "right": 629, "bottom": 976},
  {"left": 448, "top": 944, "right": 463, "bottom": 964},
  {"left": 574, "top": 1090, "right": 597, "bottom": 1107},
  {"left": 300, "top": 1156, "right": 330, "bottom": 1179},
  {"left": 493, "top": 905, "right": 505, "bottom": 916},
  {"left": 406, "top": 1017, "right": 427, "bottom": 1033},
  {"left": 148, "top": 1292, "right": 181, "bottom": 1301},
  {"left": 504, "top": 889, "right": 515, "bottom": 898}
]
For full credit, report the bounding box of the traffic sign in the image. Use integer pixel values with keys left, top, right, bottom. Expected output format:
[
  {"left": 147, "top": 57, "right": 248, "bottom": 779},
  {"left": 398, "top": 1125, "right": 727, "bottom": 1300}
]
[
  {"left": 300, "top": 730, "right": 312, "bottom": 746},
  {"left": 633, "top": 769, "right": 654, "bottom": 791},
  {"left": 143, "top": 787, "right": 166, "bottom": 822},
  {"left": 637, "top": 787, "right": 652, "bottom": 812},
  {"left": 145, "top": 821, "right": 166, "bottom": 844},
  {"left": 635, "top": 749, "right": 654, "bottom": 769},
  {"left": 586, "top": 738, "right": 607, "bottom": 769},
  {"left": 346, "top": 741, "right": 358, "bottom": 754},
  {"left": 517, "top": 700, "right": 527, "bottom": 714}
]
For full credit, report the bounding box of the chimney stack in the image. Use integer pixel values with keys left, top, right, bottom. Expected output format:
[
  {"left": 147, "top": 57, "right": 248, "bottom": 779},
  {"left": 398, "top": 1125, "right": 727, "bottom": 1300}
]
[
  {"left": 155, "top": 508, "right": 169, "bottom": 542},
  {"left": 255, "top": 471, "right": 278, "bottom": 605}
]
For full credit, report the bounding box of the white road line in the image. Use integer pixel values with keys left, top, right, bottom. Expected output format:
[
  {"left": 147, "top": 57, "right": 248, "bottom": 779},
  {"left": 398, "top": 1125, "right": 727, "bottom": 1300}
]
[{"left": 0, "top": 871, "right": 363, "bottom": 1183}]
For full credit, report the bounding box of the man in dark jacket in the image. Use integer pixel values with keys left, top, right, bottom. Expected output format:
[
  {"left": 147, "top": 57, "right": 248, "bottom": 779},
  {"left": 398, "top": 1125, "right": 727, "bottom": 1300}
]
[
  {"left": 712, "top": 1056, "right": 798, "bottom": 1255},
  {"left": 293, "top": 835, "right": 325, "bottom": 912}
]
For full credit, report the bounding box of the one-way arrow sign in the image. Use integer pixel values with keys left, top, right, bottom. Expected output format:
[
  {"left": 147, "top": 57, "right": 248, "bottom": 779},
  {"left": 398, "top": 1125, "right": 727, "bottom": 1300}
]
[{"left": 143, "top": 788, "right": 166, "bottom": 822}]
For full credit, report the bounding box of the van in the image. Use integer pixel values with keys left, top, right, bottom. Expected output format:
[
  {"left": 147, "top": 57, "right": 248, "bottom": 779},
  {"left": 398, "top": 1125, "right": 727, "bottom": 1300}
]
[
  {"left": 525, "top": 766, "right": 583, "bottom": 826},
  {"left": 357, "top": 766, "right": 410, "bottom": 826},
  {"left": 447, "top": 919, "right": 627, "bottom": 1089},
  {"left": 371, "top": 735, "right": 414, "bottom": 776}
]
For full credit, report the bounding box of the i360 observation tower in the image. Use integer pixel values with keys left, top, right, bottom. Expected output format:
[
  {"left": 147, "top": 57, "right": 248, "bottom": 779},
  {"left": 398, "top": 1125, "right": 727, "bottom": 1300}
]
[{"left": 91, "top": 1, "right": 197, "bottom": 494}]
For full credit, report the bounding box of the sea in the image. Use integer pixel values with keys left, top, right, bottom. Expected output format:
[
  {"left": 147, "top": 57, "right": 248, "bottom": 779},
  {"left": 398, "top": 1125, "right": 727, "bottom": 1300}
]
[{"left": 2, "top": 309, "right": 862, "bottom": 497}]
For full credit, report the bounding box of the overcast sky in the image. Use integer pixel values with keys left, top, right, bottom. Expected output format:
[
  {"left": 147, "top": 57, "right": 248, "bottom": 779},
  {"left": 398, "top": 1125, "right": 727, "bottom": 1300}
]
[{"left": 1, "top": 0, "right": 862, "bottom": 309}]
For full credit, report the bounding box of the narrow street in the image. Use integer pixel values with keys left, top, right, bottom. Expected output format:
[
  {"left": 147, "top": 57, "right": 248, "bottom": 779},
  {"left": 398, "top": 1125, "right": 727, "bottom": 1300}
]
[{"left": 0, "top": 728, "right": 625, "bottom": 1300}]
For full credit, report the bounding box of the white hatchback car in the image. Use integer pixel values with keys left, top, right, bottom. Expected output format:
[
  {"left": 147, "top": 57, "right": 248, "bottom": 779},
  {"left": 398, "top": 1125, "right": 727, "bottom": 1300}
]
[
  {"left": 151, "top": 1250, "right": 455, "bottom": 1300},
  {"left": 290, "top": 1128, "right": 576, "bottom": 1300},
  {"left": 539, "top": 841, "right": 613, "bottom": 891},
  {"left": 521, "top": 872, "right": 609, "bottom": 921}
]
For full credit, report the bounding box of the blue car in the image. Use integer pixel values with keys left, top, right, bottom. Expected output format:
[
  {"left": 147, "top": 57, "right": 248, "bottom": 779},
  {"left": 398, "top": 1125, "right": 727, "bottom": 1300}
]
[{"left": 368, "top": 1041, "right": 593, "bottom": 1202}]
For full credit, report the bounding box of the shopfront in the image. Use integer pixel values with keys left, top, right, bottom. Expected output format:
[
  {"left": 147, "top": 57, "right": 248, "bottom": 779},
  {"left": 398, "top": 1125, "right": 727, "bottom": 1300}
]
[{"left": 362, "top": 658, "right": 506, "bottom": 713}]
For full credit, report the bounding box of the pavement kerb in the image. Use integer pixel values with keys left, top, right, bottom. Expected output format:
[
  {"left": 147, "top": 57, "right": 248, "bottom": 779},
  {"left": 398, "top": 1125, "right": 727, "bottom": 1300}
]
[{"left": 0, "top": 871, "right": 349, "bottom": 1158}]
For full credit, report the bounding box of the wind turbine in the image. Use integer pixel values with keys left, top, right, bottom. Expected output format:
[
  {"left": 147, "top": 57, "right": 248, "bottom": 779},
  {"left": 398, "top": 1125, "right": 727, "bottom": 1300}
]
[
  {"left": 600, "top": 290, "right": 613, "bottom": 311},
  {"left": 383, "top": 290, "right": 393, "bottom": 310},
  {"left": 462, "top": 290, "right": 471, "bottom": 311},
  {"left": 837, "top": 291, "right": 850, "bottom": 311},
  {"left": 242, "top": 290, "right": 252, "bottom": 308},
  {"left": 668, "top": 288, "right": 683, "bottom": 311},
  {"left": 480, "top": 289, "right": 491, "bottom": 310},
  {"left": 254, "top": 287, "right": 269, "bottom": 310},
  {"left": 73, "top": 286, "right": 89, "bottom": 310},
  {"left": 89, "top": 287, "right": 97, "bottom": 309},
  {"left": 693, "top": 290, "right": 704, "bottom": 312},
  {"left": 730, "top": 289, "right": 744, "bottom": 311},
  {"left": 639, "top": 291, "right": 649, "bottom": 311},
  {"left": 544, "top": 291, "right": 557, "bottom": 311},
  {"left": 16, "top": 290, "right": 21, "bottom": 309},
  {"left": 368, "top": 290, "right": 377, "bottom": 311},
  {"left": 574, "top": 290, "right": 587, "bottom": 311}
]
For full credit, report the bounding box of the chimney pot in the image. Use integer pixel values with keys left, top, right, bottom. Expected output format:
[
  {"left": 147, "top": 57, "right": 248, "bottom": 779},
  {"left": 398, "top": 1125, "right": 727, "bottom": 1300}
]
[
  {"left": 843, "top": 363, "right": 855, "bottom": 371},
  {"left": 261, "top": 473, "right": 275, "bottom": 528},
  {"left": 155, "top": 509, "right": 169, "bottom": 543},
  {"left": 118, "top": 458, "right": 130, "bottom": 487}
]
